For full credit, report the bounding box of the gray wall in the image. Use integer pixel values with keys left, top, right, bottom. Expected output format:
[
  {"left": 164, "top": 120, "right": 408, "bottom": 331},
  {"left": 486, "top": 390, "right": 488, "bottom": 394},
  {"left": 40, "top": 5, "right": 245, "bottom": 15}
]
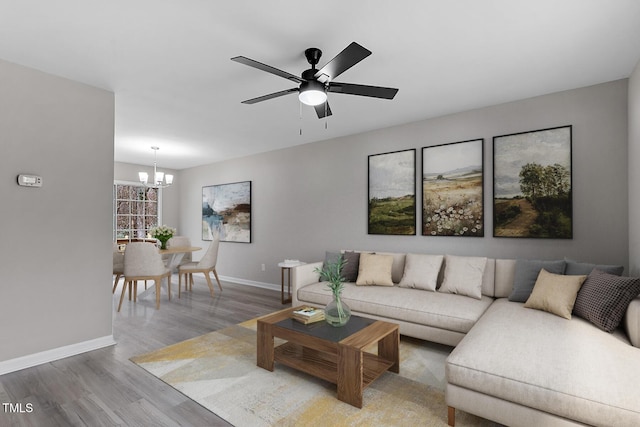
[
  {"left": 179, "top": 79, "right": 629, "bottom": 286},
  {"left": 629, "top": 60, "right": 640, "bottom": 275},
  {"left": 114, "top": 161, "right": 180, "bottom": 232},
  {"left": 0, "top": 59, "right": 115, "bottom": 361}
]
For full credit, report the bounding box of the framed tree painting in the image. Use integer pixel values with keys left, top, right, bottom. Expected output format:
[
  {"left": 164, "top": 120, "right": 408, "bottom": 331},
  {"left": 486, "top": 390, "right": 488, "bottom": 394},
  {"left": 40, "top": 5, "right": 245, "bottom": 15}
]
[
  {"left": 493, "top": 125, "right": 572, "bottom": 238},
  {"left": 202, "top": 180, "right": 252, "bottom": 243},
  {"left": 368, "top": 149, "right": 416, "bottom": 235},
  {"left": 422, "top": 139, "right": 484, "bottom": 236}
]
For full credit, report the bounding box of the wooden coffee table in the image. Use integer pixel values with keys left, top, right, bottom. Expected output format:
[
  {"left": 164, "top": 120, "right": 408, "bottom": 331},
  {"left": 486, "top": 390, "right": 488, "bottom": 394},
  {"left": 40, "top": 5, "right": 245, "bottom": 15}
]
[{"left": 257, "top": 306, "right": 400, "bottom": 408}]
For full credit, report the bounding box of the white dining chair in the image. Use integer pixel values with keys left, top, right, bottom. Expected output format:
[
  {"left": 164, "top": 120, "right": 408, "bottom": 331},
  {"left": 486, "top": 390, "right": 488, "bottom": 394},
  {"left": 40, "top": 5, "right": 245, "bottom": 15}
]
[
  {"left": 119, "top": 242, "right": 171, "bottom": 312},
  {"left": 165, "top": 235, "right": 192, "bottom": 268},
  {"left": 178, "top": 237, "right": 222, "bottom": 298},
  {"left": 112, "top": 242, "right": 124, "bottom": 293}
]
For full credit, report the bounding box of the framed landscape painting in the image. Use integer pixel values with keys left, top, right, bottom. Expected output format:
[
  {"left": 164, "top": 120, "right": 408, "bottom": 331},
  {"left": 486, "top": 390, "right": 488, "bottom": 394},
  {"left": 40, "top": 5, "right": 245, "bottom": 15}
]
[
  {"left": 202, "top": 181, "right": 252, "bottom": 243},
  {"left": 493, "top": 125, "right": 572, "bottom": 238},
  {"left": 422, "top": 139, "right": 484, "bottom": 237},
  {"left": 368, "top": 149, "right": 416, "bottom": 235}
]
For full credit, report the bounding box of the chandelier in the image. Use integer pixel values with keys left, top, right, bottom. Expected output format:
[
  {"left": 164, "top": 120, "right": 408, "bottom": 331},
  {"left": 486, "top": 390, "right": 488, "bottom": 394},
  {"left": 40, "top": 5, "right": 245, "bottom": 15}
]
[{"left": 138, "top": 146, "right": 173, "bottom": 188}]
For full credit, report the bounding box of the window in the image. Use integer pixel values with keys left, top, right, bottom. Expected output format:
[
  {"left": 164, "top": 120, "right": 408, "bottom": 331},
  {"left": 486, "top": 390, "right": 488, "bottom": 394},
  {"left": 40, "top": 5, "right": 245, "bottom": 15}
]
[{"left": 114, "top": 183, "right": 159, "bottom": 240}]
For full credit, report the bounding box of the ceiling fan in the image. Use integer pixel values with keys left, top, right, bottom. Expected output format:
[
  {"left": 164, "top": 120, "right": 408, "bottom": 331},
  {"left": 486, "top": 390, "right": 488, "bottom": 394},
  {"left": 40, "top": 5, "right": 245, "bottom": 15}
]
[{"left": 231, "top": 42, "right": 399, "bottom": 119}]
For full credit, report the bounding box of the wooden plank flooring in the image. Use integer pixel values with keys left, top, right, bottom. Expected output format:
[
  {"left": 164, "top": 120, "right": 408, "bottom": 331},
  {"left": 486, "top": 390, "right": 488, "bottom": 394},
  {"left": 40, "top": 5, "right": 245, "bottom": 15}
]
[{"left": 0, "top": 277, "right": 285, "bottom": 426}]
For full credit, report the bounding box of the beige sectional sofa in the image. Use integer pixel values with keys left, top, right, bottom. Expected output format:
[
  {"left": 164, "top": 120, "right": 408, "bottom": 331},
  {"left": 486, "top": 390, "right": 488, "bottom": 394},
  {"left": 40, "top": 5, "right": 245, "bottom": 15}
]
[{"left": 290, "top": 251, "right": 640, "bottom": 427}]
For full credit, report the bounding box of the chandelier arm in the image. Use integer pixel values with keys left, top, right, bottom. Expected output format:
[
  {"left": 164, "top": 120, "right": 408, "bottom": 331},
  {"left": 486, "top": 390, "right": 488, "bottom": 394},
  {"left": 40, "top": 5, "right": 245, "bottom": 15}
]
[{"left": 139, "top": 146, "right": 173, "bottom": 188}]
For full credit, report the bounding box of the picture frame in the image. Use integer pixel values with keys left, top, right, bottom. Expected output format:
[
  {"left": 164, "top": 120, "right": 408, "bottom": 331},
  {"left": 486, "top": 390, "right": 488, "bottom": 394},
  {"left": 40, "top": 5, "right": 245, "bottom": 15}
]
[
  {"left": 422, "top": 139, "right": 484, "bottom": 237},
  {"left": 493, "top": 125, "right": 572, "bottom": 239},
  {"left": 368, "top": 149, "right": 416, "bottom": 235},
  {"left": 202, "top": 180, "right": 252, "bottom": 243}
]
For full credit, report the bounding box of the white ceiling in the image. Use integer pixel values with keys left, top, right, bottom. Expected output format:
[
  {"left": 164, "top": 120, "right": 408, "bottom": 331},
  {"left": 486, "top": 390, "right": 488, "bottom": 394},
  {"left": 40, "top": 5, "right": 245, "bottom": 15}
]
[{"left": 1, "top": 1, "right": 639, "bottom": 170}]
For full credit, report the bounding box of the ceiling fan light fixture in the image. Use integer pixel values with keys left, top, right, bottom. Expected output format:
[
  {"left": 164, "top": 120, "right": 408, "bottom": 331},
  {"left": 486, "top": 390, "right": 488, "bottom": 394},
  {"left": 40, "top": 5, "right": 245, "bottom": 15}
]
[{"left": 298, "top": 80, "right": 327, "bottom": 106}]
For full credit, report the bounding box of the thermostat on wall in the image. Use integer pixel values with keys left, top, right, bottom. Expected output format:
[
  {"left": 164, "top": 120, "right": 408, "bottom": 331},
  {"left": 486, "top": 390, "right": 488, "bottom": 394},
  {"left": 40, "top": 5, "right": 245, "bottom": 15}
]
[{"left": 17, "top": 174, "right": 43, "bottom": 187}]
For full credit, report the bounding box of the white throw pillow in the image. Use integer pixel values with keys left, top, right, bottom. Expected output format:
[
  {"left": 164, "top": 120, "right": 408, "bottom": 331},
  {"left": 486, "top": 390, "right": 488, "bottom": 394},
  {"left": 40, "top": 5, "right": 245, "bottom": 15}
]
[
  {"left": 439, "top": 255, "right": 487, "bottom": 299},
  {"left": 398, "top": 253, "right": 444, "bottom": 291}
]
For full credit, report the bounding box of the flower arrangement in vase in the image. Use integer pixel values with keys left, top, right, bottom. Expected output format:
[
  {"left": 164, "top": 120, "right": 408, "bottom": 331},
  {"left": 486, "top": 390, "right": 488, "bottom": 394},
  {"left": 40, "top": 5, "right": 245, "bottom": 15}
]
[
  {"left": 149, "top": 225, "right": 176, "bottom": 249},
  {"left": 315, "top": 256, "right": 351, "bottom": 327}
]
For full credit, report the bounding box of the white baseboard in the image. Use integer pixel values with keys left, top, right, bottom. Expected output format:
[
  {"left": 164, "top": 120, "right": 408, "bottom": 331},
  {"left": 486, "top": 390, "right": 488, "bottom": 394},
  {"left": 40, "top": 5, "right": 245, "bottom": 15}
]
[
  {"left": 0, "top": 335, "right": 116, "bottom": 376},
  {"left": 218, "top": 275, "right": 280, "bottom": 292},
  {"left": 0, "top": 279, "right": 278, "bottom": 376}
]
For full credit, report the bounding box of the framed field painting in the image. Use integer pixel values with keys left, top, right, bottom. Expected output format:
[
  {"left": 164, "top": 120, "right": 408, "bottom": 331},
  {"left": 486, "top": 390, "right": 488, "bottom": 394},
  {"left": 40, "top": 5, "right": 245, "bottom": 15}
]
[
  {"left": 493, "top": 125, "right": 572, "bottom": 239},
  {"left": 368, "top": 149, "right": 416, "bottom": 235},
  {"left": 202, "top": 181, "right": 252, "bottom": 243},
  {"left": 422, "top": 139, "right": 484, "bottom": 236}
]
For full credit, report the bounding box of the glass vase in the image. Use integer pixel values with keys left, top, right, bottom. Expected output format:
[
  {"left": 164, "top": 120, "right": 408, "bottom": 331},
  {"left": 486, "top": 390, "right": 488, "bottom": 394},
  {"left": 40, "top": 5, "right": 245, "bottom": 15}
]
[
  {"left": 325, "top": 293, "right": 351, "bottom": 327},
  {"left": 158, "top": 238, "right": 169, "bottom": 250}
]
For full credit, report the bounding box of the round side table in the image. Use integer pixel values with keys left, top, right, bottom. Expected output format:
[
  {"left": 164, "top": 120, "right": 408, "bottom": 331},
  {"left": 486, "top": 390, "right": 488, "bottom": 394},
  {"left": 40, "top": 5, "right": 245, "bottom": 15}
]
[{"left": 278, "top": 261, "right": 306, "bottom": 304}]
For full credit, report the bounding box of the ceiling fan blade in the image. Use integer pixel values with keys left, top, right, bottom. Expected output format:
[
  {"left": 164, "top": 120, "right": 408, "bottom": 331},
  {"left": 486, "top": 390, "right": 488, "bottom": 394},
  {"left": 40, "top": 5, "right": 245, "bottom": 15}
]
[
  {"left": 231, "top": 56, "right": 304, "bottom": 84},
  {"left": 314, "top": 102, "right": 332, "bottom": 119},
  {"left": 328, "top": 82, "right": 398, "bottom": 99},
  {"left": 241, "top": 88, "right": 298, "bottom": 104},
  {"left": 314, "top": 42, "right": 371, "bottom": 83}
]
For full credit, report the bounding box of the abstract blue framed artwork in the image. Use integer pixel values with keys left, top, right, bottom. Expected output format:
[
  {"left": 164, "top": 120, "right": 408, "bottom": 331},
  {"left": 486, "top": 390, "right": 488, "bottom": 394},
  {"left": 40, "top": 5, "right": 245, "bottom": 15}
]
[{"left": 202, "top": 181, "right": 252, "bottom": 243}]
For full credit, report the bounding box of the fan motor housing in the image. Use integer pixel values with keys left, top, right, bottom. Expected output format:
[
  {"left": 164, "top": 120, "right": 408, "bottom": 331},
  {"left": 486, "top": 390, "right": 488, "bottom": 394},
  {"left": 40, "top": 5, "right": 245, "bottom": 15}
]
[
  {"left": 301, "top": 69, "right": 318, "bottom": 80},
  {"left": 304, "top": 48, "right": 322, "bottom": 66}
]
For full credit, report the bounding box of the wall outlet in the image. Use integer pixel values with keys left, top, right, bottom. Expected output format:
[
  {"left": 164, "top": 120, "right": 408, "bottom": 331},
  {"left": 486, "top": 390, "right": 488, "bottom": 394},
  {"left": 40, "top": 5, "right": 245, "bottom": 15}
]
[{"left": 261, "top": 264, "right": 266, "bottom": 271}]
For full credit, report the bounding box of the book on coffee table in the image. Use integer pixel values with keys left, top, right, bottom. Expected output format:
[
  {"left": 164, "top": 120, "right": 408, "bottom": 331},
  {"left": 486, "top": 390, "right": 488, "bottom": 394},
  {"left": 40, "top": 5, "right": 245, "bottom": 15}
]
[{"left": 292, "top": 306, "right": 325, "bottom": 324}]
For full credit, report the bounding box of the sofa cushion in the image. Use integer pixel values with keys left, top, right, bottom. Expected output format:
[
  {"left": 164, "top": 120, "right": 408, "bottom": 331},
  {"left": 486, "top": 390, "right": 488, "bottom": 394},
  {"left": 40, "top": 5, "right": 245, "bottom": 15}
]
[
  {"left": 494, "top": 259, "right": 516, "bottom": 298},
  {"left": 398, "top": 253, "right": 443, "bottom": 291},
  {"left": 447, "top": 299, "right": 640, "bottom": 426},
  {"left": 523, "top": 269, "right": 586, "bottom": 319},
  {"left": 355, "top": 253, "right": 394, "bottom": 286},
  {"left": 343, "top": 250, "right": 406, "bottom": 283},
  {"left": 573, "top": 269, "right": 640, "bottom": 333},
  {"left": 439, "top": 255, "right": 487, "bottom": 300},
  {"left": 341, "top": 251, "right": 360, "bottom": 282},
  {"left": 508, "top": 259, "right": 566, "bottom": 302},
  {"left": 564, "top": 258, "right": 624, "bottom": 276},
  {"left": 376, "top": 251, "right": 407, "bottom": 284},
  {"left": 297, "top": 281, "right": 493, "bottom": 334},
  {"left": 323, "top": 251, "right": 342, "bottom": 270},
  {"left": 625, "top": 296, "right": 640, "bottom": 347}
]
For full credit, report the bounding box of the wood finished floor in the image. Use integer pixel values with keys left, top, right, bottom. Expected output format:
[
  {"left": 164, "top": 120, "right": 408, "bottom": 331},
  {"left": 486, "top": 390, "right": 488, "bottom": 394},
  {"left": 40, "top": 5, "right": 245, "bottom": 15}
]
[{"left": 0, "top": 277, "right": 285, "bottom": 427}]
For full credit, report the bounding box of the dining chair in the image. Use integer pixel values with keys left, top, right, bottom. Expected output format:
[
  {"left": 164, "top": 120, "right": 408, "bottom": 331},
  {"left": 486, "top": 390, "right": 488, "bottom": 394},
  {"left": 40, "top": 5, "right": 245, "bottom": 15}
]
[
  {"left": 165, "top": 235, "right": 192, "bottom": 269},
  {"left": 178, "top": 237, "right": 222, "bottom": 298},
  {"left": 112, "top": 242, "right": 124, "bottom": 293},
  {"left": 118, "top": 242, "right": 172, "bottom": 312}
]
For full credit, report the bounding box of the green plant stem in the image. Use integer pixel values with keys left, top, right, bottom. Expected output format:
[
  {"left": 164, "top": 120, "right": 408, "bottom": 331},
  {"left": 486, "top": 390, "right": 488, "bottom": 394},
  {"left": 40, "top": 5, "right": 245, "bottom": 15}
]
[{"left": 334, "top": 293, "right": 346, "bottom": 321}]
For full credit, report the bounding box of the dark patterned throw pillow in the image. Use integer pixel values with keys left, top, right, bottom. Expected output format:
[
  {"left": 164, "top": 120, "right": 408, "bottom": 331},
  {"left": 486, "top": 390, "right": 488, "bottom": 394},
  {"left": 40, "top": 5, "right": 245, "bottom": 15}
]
[
  {"left": 341, "top": 251, "right": 361, "bottom": 282},
  {"left": 573, "top": 269, "right": 640, "bottom": 332}
]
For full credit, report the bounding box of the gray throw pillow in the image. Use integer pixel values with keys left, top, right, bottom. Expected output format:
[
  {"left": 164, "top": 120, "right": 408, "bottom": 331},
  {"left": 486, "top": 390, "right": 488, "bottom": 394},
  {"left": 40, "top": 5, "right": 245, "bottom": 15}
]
[
  {"left": 508, "top": 259, "right": 566, "bottom": 302},
  {"left": 341, "top": 251, "right": 360, "bottom": 282},
  {"left": 573, "top": 269, "right": 640, "bottom": 332},
  {"left": 564, "top": 259, "right": 624, "bottom": 276},
  {"left": 323, "top": 251, "right": 342, "bottom": 272},
  {"left": 322, "top": 251, "right": 361, "bottom": 282}
]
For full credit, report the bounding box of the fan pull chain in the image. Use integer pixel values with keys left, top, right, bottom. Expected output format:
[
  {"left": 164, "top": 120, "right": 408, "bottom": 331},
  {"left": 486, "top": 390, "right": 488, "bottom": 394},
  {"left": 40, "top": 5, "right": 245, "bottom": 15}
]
[
  {"left": 325, "top": 101, "right": 328, "bottom": 130},
  {"left": 299, "top": 101, "right": 303, "bottom": 136},
  {"left": 324, "top": 89, "right": 328, "bottom": 130}
]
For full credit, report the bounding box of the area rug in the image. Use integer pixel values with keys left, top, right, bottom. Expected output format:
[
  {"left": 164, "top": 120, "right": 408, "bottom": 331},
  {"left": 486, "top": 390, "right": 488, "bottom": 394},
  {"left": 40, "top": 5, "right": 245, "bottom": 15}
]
[{"left": 131, "top": 318, "right": 494, "bottom": 426}]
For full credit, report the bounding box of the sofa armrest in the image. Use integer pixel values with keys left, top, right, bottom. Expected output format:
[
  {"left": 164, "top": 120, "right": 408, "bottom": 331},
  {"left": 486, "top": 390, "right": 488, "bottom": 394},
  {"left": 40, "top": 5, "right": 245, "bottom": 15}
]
[
  {"left": 290, "top": 262, "right": 322, "bottom": 304},
  {"left": 624, "top": 296, "right": 640, "bottom": 347}
]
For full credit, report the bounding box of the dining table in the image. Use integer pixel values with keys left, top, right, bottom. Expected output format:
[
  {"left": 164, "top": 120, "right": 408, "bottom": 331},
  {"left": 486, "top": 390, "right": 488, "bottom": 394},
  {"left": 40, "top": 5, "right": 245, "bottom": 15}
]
[
  {"left": 137, "top": 245, "right": 202, "bottom": 300},
  {"left": 159, "top": 245, "right": 202, "bottom": 270}
]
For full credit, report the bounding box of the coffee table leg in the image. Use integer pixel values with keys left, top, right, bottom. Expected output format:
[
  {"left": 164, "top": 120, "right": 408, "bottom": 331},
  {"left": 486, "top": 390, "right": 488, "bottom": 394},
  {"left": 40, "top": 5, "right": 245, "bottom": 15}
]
[
  {"left": 337, "top": 344, "right": 363, "bottom": 408},
  {"left": 378, "top": 328, "right": 400, "bottom": 373},
  {"left": 256, "top": 321, "right": 274, "bottom": 371}
]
